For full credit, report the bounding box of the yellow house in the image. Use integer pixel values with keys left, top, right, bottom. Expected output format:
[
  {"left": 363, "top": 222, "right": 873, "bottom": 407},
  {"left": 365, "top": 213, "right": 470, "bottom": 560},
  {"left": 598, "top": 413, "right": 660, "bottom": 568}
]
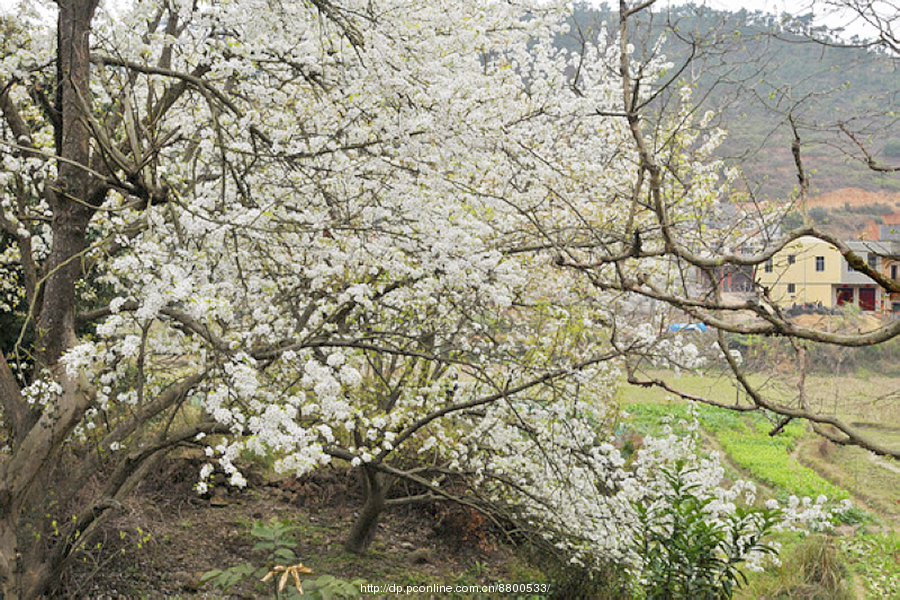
[{"left": 755, "top": 236, "right": 841, "bottom": 306}]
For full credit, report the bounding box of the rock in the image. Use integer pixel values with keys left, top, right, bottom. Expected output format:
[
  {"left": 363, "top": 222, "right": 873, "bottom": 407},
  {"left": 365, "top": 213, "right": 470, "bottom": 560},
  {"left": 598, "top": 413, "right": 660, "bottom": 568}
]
[
  {"left": 173, "top": 571, "right": 201, "bottom": 591},
  {"left": 209, "top": 488, "right": 229, "bottom": 507},
  {"left": 244, "top": 470, "right": 265, "bottom": 487}
]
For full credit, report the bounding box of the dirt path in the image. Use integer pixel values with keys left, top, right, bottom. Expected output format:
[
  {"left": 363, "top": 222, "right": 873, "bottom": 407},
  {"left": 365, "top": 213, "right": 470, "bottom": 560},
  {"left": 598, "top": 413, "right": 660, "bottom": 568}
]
[{"left": 869, "top": 454, "right": 900, "bottom": 475}]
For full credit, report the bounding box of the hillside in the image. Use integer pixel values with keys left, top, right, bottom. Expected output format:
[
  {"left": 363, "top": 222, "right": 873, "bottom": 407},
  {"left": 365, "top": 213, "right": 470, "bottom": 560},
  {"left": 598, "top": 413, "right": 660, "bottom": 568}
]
[
  {"left": 797, "top": 187, "right": 900, "bottom": 238},
  {"left": 565, "top": 3, "right": 900, "bottom": 200},
  {"left": 810, "top": 188, "right": 900, "bottom": 210}
]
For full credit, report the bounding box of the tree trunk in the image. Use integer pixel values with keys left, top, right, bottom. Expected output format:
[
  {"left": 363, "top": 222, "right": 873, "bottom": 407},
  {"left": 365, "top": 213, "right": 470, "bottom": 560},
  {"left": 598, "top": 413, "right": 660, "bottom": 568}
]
[
  {"left": 344, "top": 466, "right": 387, "bottom": 554},
  {"left": 0, "top": 516, "right": 19, "bottom": 599},
  {"left": 0, "top": 351, "right": 31, "bottom": 446},
  {"left": 37, "top": 0, "right": 101, "bottom": 368}
]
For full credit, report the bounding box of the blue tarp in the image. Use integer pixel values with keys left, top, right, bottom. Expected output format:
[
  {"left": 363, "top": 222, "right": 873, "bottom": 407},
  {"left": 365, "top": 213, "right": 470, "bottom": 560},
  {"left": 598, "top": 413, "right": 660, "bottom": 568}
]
[{"left": 668, "top": 322, "right": 709, "bottom": 332}]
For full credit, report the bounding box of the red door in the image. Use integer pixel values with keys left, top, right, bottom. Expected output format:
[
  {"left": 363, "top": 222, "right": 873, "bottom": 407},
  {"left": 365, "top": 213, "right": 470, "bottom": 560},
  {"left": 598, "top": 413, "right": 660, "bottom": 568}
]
[{"left": 859, "top": 288, "right": 876, "bottom": 311}]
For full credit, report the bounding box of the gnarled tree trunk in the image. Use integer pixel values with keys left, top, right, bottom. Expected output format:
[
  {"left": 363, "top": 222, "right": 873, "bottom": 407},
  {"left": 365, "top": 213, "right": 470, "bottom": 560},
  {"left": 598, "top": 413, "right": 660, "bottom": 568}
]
[{"left": 344, "top": 465, "right": 389, "bottom": 554}]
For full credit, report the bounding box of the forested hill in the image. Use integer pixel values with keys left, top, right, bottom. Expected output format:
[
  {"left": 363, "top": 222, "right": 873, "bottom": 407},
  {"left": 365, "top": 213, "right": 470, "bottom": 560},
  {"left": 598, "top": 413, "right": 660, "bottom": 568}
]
[{"left": 561, "top": 3, "right": 900, "bottom": 201}]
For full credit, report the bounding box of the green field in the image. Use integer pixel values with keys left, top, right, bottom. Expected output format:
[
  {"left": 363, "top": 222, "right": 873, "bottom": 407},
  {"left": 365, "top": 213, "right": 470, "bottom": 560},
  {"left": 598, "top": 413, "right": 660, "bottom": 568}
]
[{"left": 623, "top": 401, "right": 850, "bottom": 502}]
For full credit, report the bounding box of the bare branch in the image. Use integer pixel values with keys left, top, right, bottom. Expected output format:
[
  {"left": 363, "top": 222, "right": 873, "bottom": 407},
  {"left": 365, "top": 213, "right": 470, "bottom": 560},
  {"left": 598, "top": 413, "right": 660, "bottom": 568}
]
[{"left": 838, "top": 121, "right": 900, "bottom": 172}]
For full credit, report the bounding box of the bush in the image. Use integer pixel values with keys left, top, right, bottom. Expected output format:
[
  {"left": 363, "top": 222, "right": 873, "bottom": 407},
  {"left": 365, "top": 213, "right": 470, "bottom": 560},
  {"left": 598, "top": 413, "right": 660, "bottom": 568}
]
[
  {"left": 781, "top": 211, "right": 804, "bottom": 231},
  {"left": 633, "top": 461, "right": 781, "bottom": 600},
  {"left": 842, "top": 202, "right": 894, "bottom": 215}
]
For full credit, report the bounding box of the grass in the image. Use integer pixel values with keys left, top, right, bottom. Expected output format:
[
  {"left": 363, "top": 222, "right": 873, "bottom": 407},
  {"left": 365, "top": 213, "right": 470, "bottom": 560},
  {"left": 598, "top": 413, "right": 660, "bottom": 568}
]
[
  {"left": 737, "top": 533, "right": 854, "bottom": 600},
  {"left": 198, "top": 509, "right": 555, "bottom": 600},
  {"left": 797, "top": 438, "right": 900, "bottom": 522},
  {"left": 840, "top": 531, "right": 900, "bottom": 599},
  {"left": 616, "top": 372, "right": 746, "bottom": 407},
  {"left": 739, "top": 529, "right": 900, "bottom": 599},
  {"left": 619, "top": 371, "right": 899, "bottom": 449},
  {"left": 717, "top": 420, "right": 849, "bottom": 502},
  {"left": 617, "top": 368, "right": 900, "bottom": 504},
  {"left": 200, "top": 369, "right": 891, "bottom": 599}
]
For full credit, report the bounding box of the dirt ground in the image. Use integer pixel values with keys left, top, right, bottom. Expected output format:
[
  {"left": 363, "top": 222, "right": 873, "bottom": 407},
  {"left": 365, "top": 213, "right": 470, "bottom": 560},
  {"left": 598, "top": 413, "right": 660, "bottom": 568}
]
[
  {"left": 58, "top": 455, "right": 534, "bottom": 599},
  {"left": 808, "top": 188, "right": 900, "bottom": 210}
]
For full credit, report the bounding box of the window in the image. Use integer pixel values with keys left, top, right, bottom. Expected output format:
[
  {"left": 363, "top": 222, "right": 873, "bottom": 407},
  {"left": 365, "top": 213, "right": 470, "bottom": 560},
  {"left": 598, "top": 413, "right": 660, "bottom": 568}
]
[
  {"left": 764, "top": 259, "right": 773, "bottom": 273},
  {"left": 868, "top": 254, "right": 878, "bottom": 269},
  {"left": 815, "top": 256, "right": 825, "bottom": 272},
  {"left": 787, "top": 283, "right": 796, "bottom": 294},
  {"left": 836, "top": 287, "right": 854, "bottom": 306},
  {"left": 892, "top": 264, "right": 898, "bottom": 280},
  {"left": 787, "top": 254, "right": 796, "bottom": 265}
]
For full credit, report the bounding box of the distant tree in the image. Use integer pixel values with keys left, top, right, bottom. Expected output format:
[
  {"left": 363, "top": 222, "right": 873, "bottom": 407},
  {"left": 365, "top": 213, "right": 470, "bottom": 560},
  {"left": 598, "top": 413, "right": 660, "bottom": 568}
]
[
  {"left": 782, "top": 211, "right": 805, "bottom": 231},
  {"left": 568, "top": 0, "right": 899, "bottom": 197},
  {"left": 809, "top": 206, "right": 831, "bottom": 224}
]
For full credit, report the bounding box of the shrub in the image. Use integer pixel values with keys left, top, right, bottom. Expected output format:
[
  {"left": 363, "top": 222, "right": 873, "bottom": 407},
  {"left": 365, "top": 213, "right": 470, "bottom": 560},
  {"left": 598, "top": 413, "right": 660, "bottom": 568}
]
[
  {"left": 633, "top": 460, "right": 781, "bottom": 600},
  {"left": 781, "top": 211, "right": 804, "bottom": 231}
]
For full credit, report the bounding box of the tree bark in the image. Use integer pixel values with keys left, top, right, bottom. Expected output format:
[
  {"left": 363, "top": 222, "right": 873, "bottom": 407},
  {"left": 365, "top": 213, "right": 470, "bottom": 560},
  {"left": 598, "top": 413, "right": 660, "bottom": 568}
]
[
  {"left": 0, "top": 517, "right": 19, "bottom": 600},
  {"left": 0, "top": 351, "right": 30, "bottom": 445},
  {"left": 37, "top": 0, "right": 102, "bottom": 368},
  {"left": 344, "top": 466, "right": 387, "bottom": 554}
]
